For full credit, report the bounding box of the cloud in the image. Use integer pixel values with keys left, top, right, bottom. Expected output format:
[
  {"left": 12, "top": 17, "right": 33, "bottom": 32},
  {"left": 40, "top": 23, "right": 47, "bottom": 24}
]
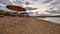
[
  {"left": 25, "top": 7, "right": 37, "bottom": 10},
  {"left": 25, "top": 1, "right": 31, "bottom": 5},
  {"left": 0, "top": 0, "right": 13, "bottom": 5},
  {"left": 43, "top": 0, "right": 53, "bottom": 3},
  {"left": 50, "top": 0, "right": 60, "bottom": 11},
  {"left": 15, "top": 0, "right": 24, "bottom": 4},
  {"left": 0, "top": 3, "right": 6, "bottom": 6},
  {"left": 51, "top": 1, "right": 60, "bottom": 5}
]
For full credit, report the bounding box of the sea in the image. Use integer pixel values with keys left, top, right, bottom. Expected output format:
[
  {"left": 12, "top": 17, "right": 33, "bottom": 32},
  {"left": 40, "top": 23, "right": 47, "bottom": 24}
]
[{"left": 39, "top": 17, "right": 60, "bottom": 24}]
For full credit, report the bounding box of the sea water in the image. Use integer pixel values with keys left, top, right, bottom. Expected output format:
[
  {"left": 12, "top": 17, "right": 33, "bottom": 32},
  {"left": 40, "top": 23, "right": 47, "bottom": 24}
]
[{"left": 39, "top": 17, "right": 60, "bottom": 24}]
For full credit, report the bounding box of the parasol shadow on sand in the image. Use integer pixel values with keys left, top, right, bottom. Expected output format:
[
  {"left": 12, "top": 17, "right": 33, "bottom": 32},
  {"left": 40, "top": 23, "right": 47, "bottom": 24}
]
[{"left": 6, "top": 5, "right": 29, "bottom": 17}]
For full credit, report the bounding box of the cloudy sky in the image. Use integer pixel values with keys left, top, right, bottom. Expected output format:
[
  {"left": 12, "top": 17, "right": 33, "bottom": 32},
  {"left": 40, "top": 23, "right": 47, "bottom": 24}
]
[{"left": 0, "top": 0, "right": 60, "bottom": 16}]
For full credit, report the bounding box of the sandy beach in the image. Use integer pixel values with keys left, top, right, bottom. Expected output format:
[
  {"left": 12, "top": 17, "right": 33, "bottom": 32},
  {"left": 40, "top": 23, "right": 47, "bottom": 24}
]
[{"left": 0, "top": 17, "right": 60, "bottom": 34}]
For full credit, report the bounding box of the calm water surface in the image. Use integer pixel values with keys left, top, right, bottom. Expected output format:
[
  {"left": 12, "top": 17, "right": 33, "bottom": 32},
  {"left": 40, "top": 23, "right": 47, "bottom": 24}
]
[{"left": 39, "top": 17, "right": 60, "bottom": 24}]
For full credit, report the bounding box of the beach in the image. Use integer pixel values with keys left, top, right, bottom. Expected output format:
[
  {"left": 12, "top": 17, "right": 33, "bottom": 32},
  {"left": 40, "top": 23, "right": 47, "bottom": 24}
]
[{"left": 0, "top": 17, "right": 60, "bottom": 34}]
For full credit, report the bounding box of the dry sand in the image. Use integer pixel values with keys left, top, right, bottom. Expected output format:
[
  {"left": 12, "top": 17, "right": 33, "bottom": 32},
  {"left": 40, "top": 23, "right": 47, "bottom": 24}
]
[{"left": 0, "top": 17, "right": 60, "bottom": 34}]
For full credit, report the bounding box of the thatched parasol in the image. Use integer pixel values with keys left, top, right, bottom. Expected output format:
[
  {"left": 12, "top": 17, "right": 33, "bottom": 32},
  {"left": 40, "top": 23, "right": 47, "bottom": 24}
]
[
  {"left": 6, "top": 5, "right": 26, "bottom": 11},
  {"left": 6, "top": 5, "right": 29, "bottom": 17}
]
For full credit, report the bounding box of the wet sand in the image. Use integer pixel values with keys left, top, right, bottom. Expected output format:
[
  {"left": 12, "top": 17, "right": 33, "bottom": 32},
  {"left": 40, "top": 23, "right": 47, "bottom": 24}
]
[{"left": 0, "top": 17, "right": 60, "bottom": 34}]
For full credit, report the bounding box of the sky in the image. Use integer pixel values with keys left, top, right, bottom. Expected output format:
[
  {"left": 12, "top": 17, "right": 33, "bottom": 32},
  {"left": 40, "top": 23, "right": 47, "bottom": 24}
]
[{"left": 0, "top": 0, "right": 60, "bottom": 16}]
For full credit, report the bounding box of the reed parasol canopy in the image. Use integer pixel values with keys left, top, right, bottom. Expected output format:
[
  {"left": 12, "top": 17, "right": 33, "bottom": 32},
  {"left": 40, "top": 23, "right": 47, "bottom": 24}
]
[{"left": 6, "top": 5, "right": 26, "bottom": 11}]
